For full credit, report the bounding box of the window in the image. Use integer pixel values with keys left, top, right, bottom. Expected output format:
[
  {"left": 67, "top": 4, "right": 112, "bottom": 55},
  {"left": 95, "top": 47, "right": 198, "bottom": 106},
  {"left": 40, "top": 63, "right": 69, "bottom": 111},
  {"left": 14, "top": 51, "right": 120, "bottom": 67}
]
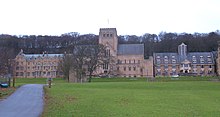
[
  {"left": 103, "top": 34, "right": 105, "bottom": 37},
  {"left": 134, "top": 60, "right": 135, "bottom": 63},
  {"left": 32, "top": 72, "right": 36, "bottom": 76},
  {"left": 207, "top": 56, "right": 212, "bottom": 63},
  {"left": 16, "top": 72, "right": 19, "bottom": 76},
  {"left": 20, "top": 67, "right": 24, "bottom": 70},
  {"left": 20, "top": 72, "right": 24, "bottom": 76},
  {"left": 140, "top": 68, "right": 143, "bottom": 72},
  {"left": 117, "top": 67, "right": 120, "bottom": 71},
  {"left": 129, "top": 66, "right": 131, "bottom": 71},
  {"left": 172, "top": 59, "right": 176, "bottom": 64},
  {"left": 209, "top": 65, "right": 212, "bottom": 68},
  {"left": 193, "top": 65, "right": 197, "bottom": 68},
  {"left": 157, "top": 59, "right": 161, "bottom": 64},
  {"left": 192, "top": 56, "right": 197, "bottom": 63},
  {"left": 184, "top": 64, "right": 189, "bottom": 67},
  {"left": 117, "top": 59, "right": 121, "bottom": 64},
  {"left": 133, "top": 66, "right": 136, "bottom": 71},
  {"left": 107, "top": 34, "right": 109, "bottom": 37},
  {"left": 103, "top": 63, "right": 108, "bottom": 69},
  {"left": 110, "top": 34, "right": 113, "bottom": 37},
  {"left": 27, "top": 72, "right": 30, "bottom": 76},
  {"left": 124, "top": 67, "right": 126, "bottom": 71},
  {"left": 201, "top": 65, "right": 204, "bottom": 68},
  {"left": 200, "top": 56, "right": 204, "bottom": 63},
  {"left": 164, "top": 56, "right": 168, "bottom": 64}
]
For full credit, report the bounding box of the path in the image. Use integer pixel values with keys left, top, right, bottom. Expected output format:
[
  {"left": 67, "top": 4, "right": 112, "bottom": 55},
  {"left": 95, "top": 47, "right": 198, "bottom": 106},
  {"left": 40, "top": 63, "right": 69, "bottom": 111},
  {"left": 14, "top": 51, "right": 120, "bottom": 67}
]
[{"left": 0, "top": 84, "right": 44, "bottom": 117}]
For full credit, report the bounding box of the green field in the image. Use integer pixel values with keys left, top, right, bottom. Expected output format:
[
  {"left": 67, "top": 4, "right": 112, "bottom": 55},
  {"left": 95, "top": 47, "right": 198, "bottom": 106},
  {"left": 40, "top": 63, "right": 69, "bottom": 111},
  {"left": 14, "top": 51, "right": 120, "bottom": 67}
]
[{"left": 41, "top": 78, "right": 220, "bottom": 117}]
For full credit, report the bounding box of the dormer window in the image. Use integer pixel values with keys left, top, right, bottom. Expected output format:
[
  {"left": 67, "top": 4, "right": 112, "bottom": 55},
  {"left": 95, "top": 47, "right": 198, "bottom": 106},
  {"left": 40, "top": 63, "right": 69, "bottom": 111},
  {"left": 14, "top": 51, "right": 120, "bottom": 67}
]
[
  {"left": 192, "top": 56, "right": 197, "bottom": 63},
  {"left": 164, "top": 56, "right": 168, "bottom": 64},
  {"left": 200, "top": 56, "right": 204, "bottom": 63},
  {"left": 207, "top": 56, "right": 212, "bottom": 63},
  {"left": 172, "top": 59, "right": 176, "bottom": 64}
]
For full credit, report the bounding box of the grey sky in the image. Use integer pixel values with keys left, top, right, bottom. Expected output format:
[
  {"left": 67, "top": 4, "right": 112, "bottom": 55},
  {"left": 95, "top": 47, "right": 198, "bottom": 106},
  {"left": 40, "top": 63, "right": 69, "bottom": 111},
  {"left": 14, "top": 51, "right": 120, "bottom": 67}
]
[{"left": 0, "top": 0, "right": 219, "bottom": 36}]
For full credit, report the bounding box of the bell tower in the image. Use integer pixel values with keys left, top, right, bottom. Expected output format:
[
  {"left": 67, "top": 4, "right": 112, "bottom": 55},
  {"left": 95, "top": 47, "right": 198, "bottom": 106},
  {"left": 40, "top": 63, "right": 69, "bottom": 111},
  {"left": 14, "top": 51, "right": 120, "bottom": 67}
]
[{"left": 99, "top": 28, "right": 118, "bottom": 56}]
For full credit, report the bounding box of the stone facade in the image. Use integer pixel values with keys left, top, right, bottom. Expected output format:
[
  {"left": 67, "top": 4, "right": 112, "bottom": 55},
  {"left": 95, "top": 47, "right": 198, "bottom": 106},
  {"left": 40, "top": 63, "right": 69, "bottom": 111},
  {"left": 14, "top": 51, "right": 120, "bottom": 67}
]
[
  {"left": 12, "top": 50, "right": 63, "bottom": 78},
  {"left": 153, "top": 43, "right": 215, "bottom": 76},
  {"left": 98, "top": 28, "right": 154, "bottom": 77},
  {"left": 216, "top": 42, "right": 220, "bottom": 76}
]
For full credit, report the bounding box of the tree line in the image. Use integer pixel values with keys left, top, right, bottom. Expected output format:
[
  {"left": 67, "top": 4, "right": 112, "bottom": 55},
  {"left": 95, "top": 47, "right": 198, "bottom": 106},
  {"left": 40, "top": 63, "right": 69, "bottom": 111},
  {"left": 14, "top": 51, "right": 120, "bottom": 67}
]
[{"left": 0, "top": 31, "right": 220, "bottom": 75}]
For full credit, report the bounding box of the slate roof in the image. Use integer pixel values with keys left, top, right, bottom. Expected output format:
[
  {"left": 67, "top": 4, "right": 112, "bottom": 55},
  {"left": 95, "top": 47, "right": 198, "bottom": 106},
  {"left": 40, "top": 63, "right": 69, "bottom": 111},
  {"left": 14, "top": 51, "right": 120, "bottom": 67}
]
[
  {"left": 24, "top": 54, "right": 63, "bottom": 60},
  {"left": 154, "top": 52, "right": 214, "bottom": 64},
  {"left": 117, "top": 44, "right": 144, "bottom": 55}
]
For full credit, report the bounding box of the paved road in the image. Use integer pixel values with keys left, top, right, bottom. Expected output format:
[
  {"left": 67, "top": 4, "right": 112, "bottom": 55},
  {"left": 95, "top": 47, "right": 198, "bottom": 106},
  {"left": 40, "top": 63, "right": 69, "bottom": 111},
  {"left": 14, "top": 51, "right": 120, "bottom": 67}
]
[{"left": 0, "top": 84, "right": 44, "bottom": 117}]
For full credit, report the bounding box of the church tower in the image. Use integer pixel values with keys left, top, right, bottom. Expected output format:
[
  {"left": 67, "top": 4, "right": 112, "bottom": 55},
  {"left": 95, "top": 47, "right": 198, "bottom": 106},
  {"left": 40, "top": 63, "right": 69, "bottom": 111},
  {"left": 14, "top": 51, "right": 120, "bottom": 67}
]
[{"left": 99, "top": 28, "right": 118, "bottom": 56}]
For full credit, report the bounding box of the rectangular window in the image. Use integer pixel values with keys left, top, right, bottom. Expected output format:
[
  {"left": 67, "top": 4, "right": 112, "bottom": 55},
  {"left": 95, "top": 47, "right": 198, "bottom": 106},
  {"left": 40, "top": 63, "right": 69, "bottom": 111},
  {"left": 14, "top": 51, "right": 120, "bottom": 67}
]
[
  {"left": 32, "top": 72, "right": 36, "bottom": 76},
  {"left": 117, "top": 67, "right": 119, "bottom": 71},
  {"left": 16, "top": 72, "right": 19, "bottom": 76},
  {"left": 200, "top": 56, "right": 204, "bottom": 63},
  {"left": 201, "top": 65, "right": 204, "bottom": 68},
  {"left": 133, "top": 66, "right": 136, "bottom": 71},
  {"left": 27, "top": 72, "right": 30, "bottom": 76},
  {"left": 129, "top": 67, "right": 131, "bottom": 71},
  {"left": 140, "top": 68, "right": 143, "bottom": 72},
  {"left": 124, "top": 67, "right": 126, "bottom": 71},
  {"left": 192, "top": 56, "right": 197, "bottom": 63},
  {"left": 207, "top": 56, "right": 212, "bottom": 63},
  {"left": 172, "top": 59, "right": 176, "bottom": 64},
  {"left": 20, "top": 72, "right": 24, "bottom": 76},
  {"left": 157, "top": 59, "right": 161, "bottom": 64}
]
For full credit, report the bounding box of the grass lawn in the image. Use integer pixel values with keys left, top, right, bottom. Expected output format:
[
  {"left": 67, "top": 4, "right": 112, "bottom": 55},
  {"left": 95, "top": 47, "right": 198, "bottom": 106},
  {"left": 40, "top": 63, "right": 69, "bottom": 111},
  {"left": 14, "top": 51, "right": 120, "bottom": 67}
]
[{"left": 42, "top": 78, "right": 220, "bottom": 117}]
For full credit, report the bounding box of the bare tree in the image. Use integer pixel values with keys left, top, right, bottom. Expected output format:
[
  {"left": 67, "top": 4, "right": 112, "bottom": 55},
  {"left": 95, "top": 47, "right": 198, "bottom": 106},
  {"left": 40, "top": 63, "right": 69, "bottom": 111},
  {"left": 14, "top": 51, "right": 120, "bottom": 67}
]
[
  {"left": 60, "top": 53, "right": 73, "bottom": 82},
  {"left": 85, "top": 44, "right": 107, "bottom": 82}
]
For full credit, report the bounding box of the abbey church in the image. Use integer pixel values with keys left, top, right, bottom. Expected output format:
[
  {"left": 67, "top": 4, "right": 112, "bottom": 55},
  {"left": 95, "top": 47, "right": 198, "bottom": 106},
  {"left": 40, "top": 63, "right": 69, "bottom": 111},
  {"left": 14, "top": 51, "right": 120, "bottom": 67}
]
[{"left": 98, "top": 28, "right": 154, "bottom": 77}]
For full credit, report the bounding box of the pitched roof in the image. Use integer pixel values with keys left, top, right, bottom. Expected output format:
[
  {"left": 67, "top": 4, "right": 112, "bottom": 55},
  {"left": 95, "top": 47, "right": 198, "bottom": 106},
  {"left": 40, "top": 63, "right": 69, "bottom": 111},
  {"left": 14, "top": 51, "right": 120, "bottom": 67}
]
[
  {"left": 24, "top": 54, "right": 63, "bottom": 60},
  {"left": 118, "top": 44, "right": 144, "bottom": 55},
  {"left": 154, "top": 52, "right": 214, "bottom": 64}
]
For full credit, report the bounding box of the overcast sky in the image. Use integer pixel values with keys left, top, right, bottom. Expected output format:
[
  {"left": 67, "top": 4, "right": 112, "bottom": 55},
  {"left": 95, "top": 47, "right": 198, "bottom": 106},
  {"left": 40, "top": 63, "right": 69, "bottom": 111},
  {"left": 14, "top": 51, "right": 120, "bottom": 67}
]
[{"left": 0, "top": 0, "right": 219, "bottom": 36}]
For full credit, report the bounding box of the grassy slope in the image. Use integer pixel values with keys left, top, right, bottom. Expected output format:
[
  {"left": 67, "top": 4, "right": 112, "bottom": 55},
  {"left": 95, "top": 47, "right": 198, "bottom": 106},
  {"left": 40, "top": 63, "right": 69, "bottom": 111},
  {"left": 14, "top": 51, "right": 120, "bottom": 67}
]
[{"left": 42, "top": 79, "right": 220, "bottom": 117}]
